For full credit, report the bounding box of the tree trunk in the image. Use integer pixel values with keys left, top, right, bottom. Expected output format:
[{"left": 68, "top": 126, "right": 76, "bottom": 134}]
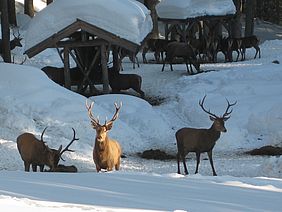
[
  {"left": 1, "top": 0, "right": 11, "bottom": 63},
  {"left": 230, "top": 0, "right": 242, "bottom": 38},
  {"left": 245, "top": 0, "right": 256, "bottom": 36},
  {"left": 24, "top": 0, "right": 34, "bottom": 17},
  {"left": 144, "top": 0, "right": 160, "bottom": 39},
  {"left": 8, "top": 0, "right": 17, "bottom": 26}
]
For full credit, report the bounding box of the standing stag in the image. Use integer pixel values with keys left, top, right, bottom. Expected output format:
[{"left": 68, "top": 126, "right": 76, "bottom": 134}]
[
  {"left": 176, "top": 96, "right": 236, "bottom": 176},
  {"left": 86, "top": 100, "right": 122, "bottom": 172},
  {"left": 17, "top": 127, "right": 79, "bottom": 172}
]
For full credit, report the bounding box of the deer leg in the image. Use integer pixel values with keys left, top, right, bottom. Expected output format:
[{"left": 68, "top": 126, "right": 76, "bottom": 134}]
[
  {"left": 181, "top": 152, "right": 188, "bottom": 175},
  {"left": 207, "top": 150, "right": 217, "bottom": 176},
  {"left": 24, "top": 162, "right": 30, "bottom": 172},
  {"left": 254, "top": 47, "right": 261, "bottom": 59},
  {"left": 39, "top": 165, "right": 44, "bottom": 172},
  {"left": 170, "top": 62, "right": 174, "bottom": 71},
  {"left": 136, "top": 56, "right": 140, "bottom": 68},
  {"left": 32, "top": 164, "right": 37, "bottom": 172},
  {"left": 161, "top": 61, "right": 166, "bottom": 72},
  {"left": 195, "top": 152, "right": 201, "bottom": 174},
  {"left": 176, "top": 152, "right": 181, "bottom": 174}
]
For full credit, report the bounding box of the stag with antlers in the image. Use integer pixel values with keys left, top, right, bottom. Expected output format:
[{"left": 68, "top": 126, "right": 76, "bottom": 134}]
[
  {"left": 0, "top": 27, "right": 22, "bottom": 59},
  {"left": 86, "top": 100, "right": 122, "bottom": 172},
  {"left": 175, "top": 95, "right": 237, "bottom": 176},
  {"left": 17, "top": 127, "right": 79, "bottom": 172}
]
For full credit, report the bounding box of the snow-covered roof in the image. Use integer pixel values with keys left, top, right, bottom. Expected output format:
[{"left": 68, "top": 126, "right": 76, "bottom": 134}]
[
  {"left": 156, "top": 0, "right": 236, "bottom": 19},
  {"left": 24, "top": 0, "right": 153, "bottom": 51}
]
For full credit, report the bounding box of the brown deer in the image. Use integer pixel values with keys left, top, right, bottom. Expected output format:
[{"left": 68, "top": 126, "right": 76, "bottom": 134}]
[
  {"left": 86, "top": 100, "right": 122, "bottom": 172},
  {"left": 119, "top": 48, "right": 139, "bottom": 70},
  {"left": 162, "top": 41, "right": 200, "bottom": 74},
  {"left": 0, "top": 31, "right": 22, "bottom": 59},
  {"left": 176, "top": 95, "right": 236, "bottom": 176},
  {"left": 17, "top": 127, "right": 79, "bottom": 172},
  {"left": 108, "top": 67, "right": 145, "bottom": 98},
  {"left": 239, "top": 35, "right": 261, "bottom": 61}
]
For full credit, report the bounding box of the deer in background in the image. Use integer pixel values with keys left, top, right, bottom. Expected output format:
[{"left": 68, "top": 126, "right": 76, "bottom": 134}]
[
  {"left": 162, "top": 41, "right": 200, "bottom": 74},
  {"left": 176, "top": 95, "right": 236, "bottom": 176},
  {"left": 86, "top": 100, "right": 122, "bottom": 172},
  {"left": 17, "top": 127, "right": 79, "bottom": 172},
  {"left": 239, "top": 35, "right": 261, "bottom": 61},
  {"left": 0, "top": 30, "right": 22, "bottom": 59}
]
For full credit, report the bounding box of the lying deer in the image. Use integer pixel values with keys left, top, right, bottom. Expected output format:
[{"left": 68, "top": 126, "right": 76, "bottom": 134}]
[
  {"left": 176, "top": 95, "right": 236, "bottom": 176},
  {"left": 108, "top": 67, "right": 145, "bottom": 98},
  {"left": 86, "top": 100, "right": 122, "bottom": 172},
  {"left": 17, "top": 127, "right": 79, "bottom": 172}
]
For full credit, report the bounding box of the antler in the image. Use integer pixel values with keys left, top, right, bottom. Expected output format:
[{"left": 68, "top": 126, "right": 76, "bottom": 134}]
[
  {"left": 222, "top": 99, "right": 237, "bottom": 119},
  {"left": 40, "top": 127, "right": 48, "bottom": 142},
  {"left": 60, "top": 128, "right": 79, "bottom": 161},
  {"left": 86, "top": 100, "right": 100, "bottom": 128},
  {"left": 199, "top": 95, "right": 218, "bottom": 118},
  {"left": 106, "top": 102, "right": 122, "bottom": 126}
]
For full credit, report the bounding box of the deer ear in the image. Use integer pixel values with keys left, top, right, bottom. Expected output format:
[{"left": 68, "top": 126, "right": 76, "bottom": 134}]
[
  {"left": 209, "top": 116, "right": 216, "bottom": 121},
  {"left": 106, "top": 122, "right": 113, "bottom": 131}
]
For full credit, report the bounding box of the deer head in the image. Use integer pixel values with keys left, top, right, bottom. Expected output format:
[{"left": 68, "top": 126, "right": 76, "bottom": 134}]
[
  {"left": 199, "top": 95, "right": 237, "bottom": 132},
  {"left": 86, "top": 100, "right": 122, "bottom": 149},
  {"left": 11, "top": 27, "right": 23, "bottom": 48},
  {"left": 41, "top": 127, "right": 79, "bottom": 167}
]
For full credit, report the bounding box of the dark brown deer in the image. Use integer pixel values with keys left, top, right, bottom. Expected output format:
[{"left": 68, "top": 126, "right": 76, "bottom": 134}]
[
  {"left": 239, "top": 35, "right": 261, "bottom": 61},
  {"left": 0, "top": 31, "right": 22, "bottom": 58},
  {"left": 119, "top": 48, "right": 139, "bottom": 70},
  {"left": 108, "top": 67, "right": 145, "bottom": 98},
  {"left": 162, "top": 41, "right": 200, "bottom": 74},
  {"left": 86, "top": 100, "right": 122, "bottom": 172},
  {"left": 176, "top": 95, "right": 236, "bottom": 176},
  {"left": 17, "top": 127, "right": 79, "bottom": 172}
]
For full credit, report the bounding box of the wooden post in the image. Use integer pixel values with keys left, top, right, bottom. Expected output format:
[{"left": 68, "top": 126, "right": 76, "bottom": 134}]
[
  {"left": 63, "top": 47, "right": 71, "bottom": 89},
  {"left": 1, "top": 0, "right": 11, "bottom": 63},
  {"left": 101, "top": 44, "right": 109, "bottom": 94},
  {"left": 112, "top": 45, "right": 120, "bottom": 72}
]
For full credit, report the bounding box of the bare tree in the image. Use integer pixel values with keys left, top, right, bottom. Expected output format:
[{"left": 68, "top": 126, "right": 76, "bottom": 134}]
[
  {"left": 1, "top": 0, "right": 11, "bottom": 62},
  {"left": 8, "top": 0, "right": 17, "bottom": 26},
  {"left": 245, "top": 0, "right": 256, "bottom": 36}
]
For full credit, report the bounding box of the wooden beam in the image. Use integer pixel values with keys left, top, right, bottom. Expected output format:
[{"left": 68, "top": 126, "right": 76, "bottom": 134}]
[
  {"left": 25, "top": 21, "right": 82, "bottom": 57},
  {"left": 63, "top": 47, "right": 71, "bottom": 89},
  {"left": 57, "top": 39, "right": 108, "bottom": 48},
  {"left": 77, "top": 19, "right": 138, "bottom": 53},
  {"left": 101, "top": 44, "right": 109, "bottom": 94}
]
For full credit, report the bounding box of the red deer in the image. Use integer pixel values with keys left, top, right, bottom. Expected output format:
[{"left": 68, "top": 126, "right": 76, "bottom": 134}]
[
  {"left": 41, "top": 66, "right": 82, "bottom": 86},
  {"left": 0, "top": 31, "right": 22, "bottom": 59},
  {"left": 142, "top": 38, "right": 173, "bottom": 63},
  {"left": 162, "top": 41, "right": 200, "bottom": 74},
  {"left": 239, "top": 35, "right": 261, "bottom": 61},
  {"left": 108, "top": 67, "right": 145, "bottom": 98},
  {"left": 119, "top": 48, "right": 139, "bottom": 70},
  {"left": 176, "top": 95, "right": 236, "bottom": 176},
  {"left": 86, "top": 100, "right": 122, "bottom": 172},
  {"left": 17, "top": 127, "right": 79, "bottom": 172}
]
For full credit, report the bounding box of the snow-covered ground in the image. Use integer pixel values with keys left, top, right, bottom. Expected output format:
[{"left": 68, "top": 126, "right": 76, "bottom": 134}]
[{"left": 0, "top": 0, "right": 282, "bottom": 211}]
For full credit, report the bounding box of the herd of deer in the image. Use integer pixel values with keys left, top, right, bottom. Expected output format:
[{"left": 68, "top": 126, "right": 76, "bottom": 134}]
[
  {"left": 1, "top": 30, "right": 241, "bottom": 175},
  {"left": 16, "top": 96, "right": 236, "bottom": 176}
]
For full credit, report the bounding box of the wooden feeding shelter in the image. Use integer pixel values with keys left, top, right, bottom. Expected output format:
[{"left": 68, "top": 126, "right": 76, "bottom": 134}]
[
  {"left": 156, "top": 0, "right": 237, "bottom": 42},
  {"left": 24, "top": 0, "right": 152, "bottom": 96}
]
